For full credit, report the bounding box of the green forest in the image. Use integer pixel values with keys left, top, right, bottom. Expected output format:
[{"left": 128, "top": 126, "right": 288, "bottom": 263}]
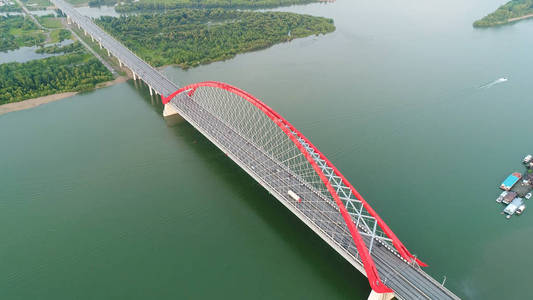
[
  {"left": 0, "top": 52, "right": 113, "bottom": 103},
  {"left": 474, "top": 0, "right": 533, "bottom": 27},
  {"left": 115, "top": 0, "right": 320, "bottom": 12},
  {"left": 97, "top": 9, "right": 335, "bottom": 68}
]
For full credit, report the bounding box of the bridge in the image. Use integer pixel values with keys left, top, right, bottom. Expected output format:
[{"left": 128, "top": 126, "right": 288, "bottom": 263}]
[{"left": 52, "top": 0, "right": 460, "bottom": 298}]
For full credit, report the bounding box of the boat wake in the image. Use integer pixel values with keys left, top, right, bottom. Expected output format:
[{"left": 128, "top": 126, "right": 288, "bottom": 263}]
[{"left": 479, "top": 77, "right": 508, "bottom": 89}]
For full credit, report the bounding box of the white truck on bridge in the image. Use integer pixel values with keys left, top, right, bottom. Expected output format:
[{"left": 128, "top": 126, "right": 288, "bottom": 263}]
[{"left": 287, "top": 190, "right": 301, "bottom": 202}]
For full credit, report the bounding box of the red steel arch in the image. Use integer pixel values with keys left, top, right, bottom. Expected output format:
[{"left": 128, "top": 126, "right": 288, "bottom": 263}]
[{"left": 161, "top": 82, "right": 426, "bottom": 293}]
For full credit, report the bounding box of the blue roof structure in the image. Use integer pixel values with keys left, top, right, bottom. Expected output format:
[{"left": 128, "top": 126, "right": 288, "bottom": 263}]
[{"left": 502, "top": 174, "right": 520, "bottom": 189}]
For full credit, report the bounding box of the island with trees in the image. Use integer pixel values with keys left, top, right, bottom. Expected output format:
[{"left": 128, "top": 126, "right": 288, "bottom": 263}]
[
  {"left": 474, "top": 0, "right": 533, "bottom": 27},
  {"left": 96, "top": 9, "right": 335, "bottom": 68}
]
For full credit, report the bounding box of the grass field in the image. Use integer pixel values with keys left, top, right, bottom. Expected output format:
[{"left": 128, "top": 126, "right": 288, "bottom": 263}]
[{"left": 38, "top": 16, "right": 63, "bottom": 29}]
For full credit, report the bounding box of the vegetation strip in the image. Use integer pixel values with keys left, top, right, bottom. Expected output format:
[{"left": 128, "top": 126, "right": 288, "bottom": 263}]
[{"left": 113, "top": 0, "right": 321, "bottom": 13}]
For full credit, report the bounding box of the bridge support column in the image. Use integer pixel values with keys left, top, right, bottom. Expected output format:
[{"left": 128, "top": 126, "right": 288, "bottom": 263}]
[
  {"left": 91, "top": 35, "right": 94, "bottom": 42},
  {"left": 107, "top": 49, "right": 110, "bottom": 56},
  {"left": 132, "top": 71, "right": 136, "bottom": 81},
  {"left": 84, "top": 29, "right": 87, "bottom": 36},
  {"left": 149, "top": 85, "right": 153, "bottom": 96},
  {"left": 118, "top": 60, "right": 122, "bottom": 67},
  {"left": 66, "top": 16, "right": 71, "bottom": 24},
  {"left": 163, "top": 103, "right": 184, "bottom": 126},
  {"left": 367, "top": 291, "right": 395, "bottom": 300},
  {"left": 99, "top": 42, "right": 102, "bottom": 49}
]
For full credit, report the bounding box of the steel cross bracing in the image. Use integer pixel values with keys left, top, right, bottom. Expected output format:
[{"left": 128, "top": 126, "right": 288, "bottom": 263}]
[
  {"left": 49, "top": 1, "right": 460, "bottom": 296},
  {"left": 291, "top": 128, "right": 394, "bottom": 254}
]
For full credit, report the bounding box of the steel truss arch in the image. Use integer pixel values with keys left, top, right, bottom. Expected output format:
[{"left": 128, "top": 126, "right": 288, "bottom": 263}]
[{"left": 161, "top": 82, "right": 426, "bottom": 293}]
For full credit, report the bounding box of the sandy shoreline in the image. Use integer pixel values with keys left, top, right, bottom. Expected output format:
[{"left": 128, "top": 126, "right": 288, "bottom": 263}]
[
  {"left": 508, "top": 13, "right": 533, "bottom": 23},
  {"left": 0, "top": 76, "right": 128, "bottom": 116}
]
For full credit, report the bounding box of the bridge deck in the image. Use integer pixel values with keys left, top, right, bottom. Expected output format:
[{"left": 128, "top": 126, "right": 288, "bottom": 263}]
[{"left": 50, "top": 0, "right": 460, "bottom": 298}]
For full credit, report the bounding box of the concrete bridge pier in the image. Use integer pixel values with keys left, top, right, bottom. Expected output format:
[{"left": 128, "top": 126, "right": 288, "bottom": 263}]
[
  {"left": 163, "top": 103, "right": 184, "bottom": 126},
  {"left": 66, "top": 16, "right": 71, "bottom": 24},
  {"left": 367, "top": 291, "right": 395, "bottom": 300},
  {"left": 132, "top": 71, "right": 136, "bottom": 80},
  {"left": 148, "top": 85, "right": 153, "bottom": 96}
]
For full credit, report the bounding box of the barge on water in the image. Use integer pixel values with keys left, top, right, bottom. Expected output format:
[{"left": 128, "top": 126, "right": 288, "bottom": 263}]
[{"left": 500, "top": 172, "right": 522, "bottom": 191}]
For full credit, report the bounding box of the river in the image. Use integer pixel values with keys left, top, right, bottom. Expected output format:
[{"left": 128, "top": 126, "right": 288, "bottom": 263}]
[{"left": 1, "top": 0, "right": 532, "bottom": 299}]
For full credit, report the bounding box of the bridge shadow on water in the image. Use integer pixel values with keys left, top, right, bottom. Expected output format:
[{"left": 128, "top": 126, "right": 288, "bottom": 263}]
[{"left": 130, "top": 82, "right": 372, "bottom": 298}]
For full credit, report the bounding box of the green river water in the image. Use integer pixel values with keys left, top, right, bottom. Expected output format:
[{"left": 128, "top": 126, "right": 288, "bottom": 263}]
[{"left": 2, "top": 0, "right": 533, "bottom": 299}]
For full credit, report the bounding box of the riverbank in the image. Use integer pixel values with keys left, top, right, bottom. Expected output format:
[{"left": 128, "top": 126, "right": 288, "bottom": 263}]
[{"left": 0, "top": 76, "right": 127, "bottom": 115}]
